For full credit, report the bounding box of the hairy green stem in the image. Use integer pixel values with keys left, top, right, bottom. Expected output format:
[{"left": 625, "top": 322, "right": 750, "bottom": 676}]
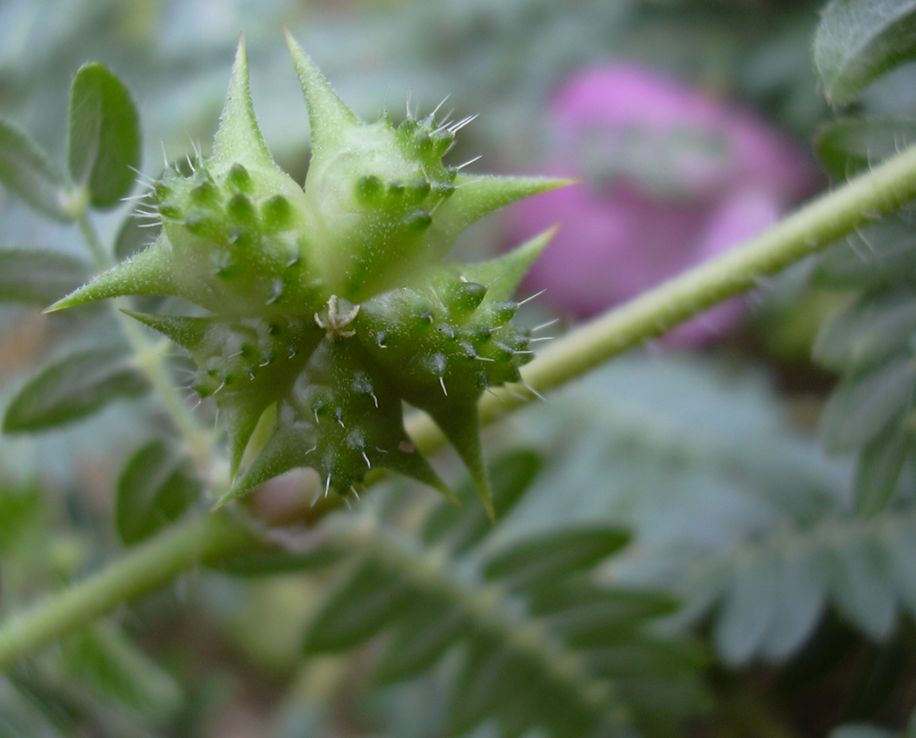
[
  {"left": 408, "top": 142, "right": 916, "bottom": 447},
  {"left": 75, "top": 211, "right": 215, "bottom": 472},
  {"left": 0, "top": 512, "right": 252, "bottom": 670},
  {"left": 118, "top": 314, "right": 215, "bottom": 470},
  {"left": 2, "top": 143, "right": 916, "bottom": 666},
  {"left": 73, "top": 206, "right": 109, "bottom": 267}
]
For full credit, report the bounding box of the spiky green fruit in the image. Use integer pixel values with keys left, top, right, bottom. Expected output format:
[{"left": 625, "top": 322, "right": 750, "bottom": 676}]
[{"left": 48, "top": 35, "right": 568, "bottom": 516}]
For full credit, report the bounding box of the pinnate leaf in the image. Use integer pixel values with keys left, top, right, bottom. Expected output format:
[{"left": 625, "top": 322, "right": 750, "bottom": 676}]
[
  {"left": 0, "top": 248, "right": 89, "bottom": 305},
  {"left": 68, "top": 63, "right": 141, "bottom": 207},
  {"left": 3, "top": 345, "right": 147, "bottom": 433},
  {"left": 116, "top": 440, "right": 200, "bottom": 545},
  {"left": 304, "top": 558, "right": 413, "bottom": 653},
  {"left": 714, "top": 551, "right": 781, "bottom": 666},
  {"left": 0, "top": 117, "right": 70, "bottom": 220},
  {"left": 0, "top": 484, "right": 41, "bottom": 553},
  {"left": 482, "top": 524, "right": 631, "bottom": 591},
  {"left": 816, "top": 118, "right": 916, "bottom": 179},
  {"left": 759, "top": 544, "right": 828, "bottom": 661},
  {"left": 60, "top": 624, "right": 181, "bottom": 717},
  {"left": 814, "top": 288, "right": 916, "bottom": 371},
  {"left": 530, "top": 582, "right": 679, "bottom": 635},
  {"left": 420, "top": 448, "right": 542, "bottom": 553},
  {"left": 829, "top": 534, "right": 897, "bottom": 640},
  {"left": 814, "top": 0, "right": 916, "bottom": 106},
  {"left": 213, "top": 539, "right": 344, "bottom": 577},
  {"left": 374, "top": 595, "right": 469, "bottom": 683},
  {"left": 814, "top": 217, "right": 916, "bottom": 290},
  {"left": 819, "top": 355, "right": 916, "bottom": 453},
  {"left": 855, "top": 428, "right": 911, "bottom": 516}
]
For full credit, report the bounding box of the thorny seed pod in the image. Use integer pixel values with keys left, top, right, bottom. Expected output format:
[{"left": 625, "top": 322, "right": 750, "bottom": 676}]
[{"left": 47, "top": 32, "right": 570, "bottom": 518}]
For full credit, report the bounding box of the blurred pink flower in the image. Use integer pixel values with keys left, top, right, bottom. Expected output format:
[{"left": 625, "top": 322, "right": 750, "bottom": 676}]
[{"left": 508, "top": 64, "right": 816, "bottom": 344}]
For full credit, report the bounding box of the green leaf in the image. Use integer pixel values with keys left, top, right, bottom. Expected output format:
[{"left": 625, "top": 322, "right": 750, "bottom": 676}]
[
  {"left": 512, "top": 356, "right": 916, "bottom": 665},
  {"left": 814, "top": 217, "right": 916, "bottom": 289},
  {"left": 301, "top": 505, "right": 700, "bottom": 736},
  {"left": 2, "top": 346, "right": 147, "bottom": 433},
  {"left": 212, "top": 540, "right": 344, "bottom": 577},
  {"left": 619, "top": 676, "right": 712, "bottom": 738},
  {"left": 67, "top": 63, "right": 141, "bottom": 208},
  {"left": 482, "top": 524, "right": 631, "bottom": 591},
  {"left": 814, "top": 288, "right": 916, "bottom": 372},
  {"left": 304, "top": 558, "right": 413, "bottom": 653},
  {"left": 375, "top": 594, "right": 469, "bottom": 683},
  {"left": 759, "top": 544, "right": 827, "bottom": 661},
  {"left": 115, "top": 440, "right": 199, "bottom": 545},
  {"left": 586, "top": 636, "right": 707, "bottom": 677},
  {"left": 829, "top": 535, "right": 897, "bottom": 640},
  {"left": 445, "top": 635, "right": 524, "bottom": 736},
  {"left": 0, "top": 117, "right": 70, "bottom": 220},
  {"left": 882, "top": 522, "right": 916, "bottom": 619},
  {"left": 813, "top": 0, "right": 916, "bottom": 106},
  {"left": 60, "top": 624, "right": 181, "bottom": 718},
  {"left": 816, "top": 118, "right": 916, "bottom": 179},
  {"left": 420, "top": 448, "right": 542, "bottom": 554},
  {"left": 530, "top": 583, "right": 680, "bottom": 636},
  {"left": 714, "top": 551, "right": 781, "bottom": 666},
  {"left": 820, "top": 354, "right": 916, "bottom": 453},
  {"left": 0, "top": 678, "right": 69, "bottom": 738},
  {"left": 0, "top": 249, "right": 89, "bottom": 306},
  {"left": 0, "top": 483, "right": 42, "bottom": 554},
  {"left": 855, "top": 427, "right": 911, "bottom": 516}
]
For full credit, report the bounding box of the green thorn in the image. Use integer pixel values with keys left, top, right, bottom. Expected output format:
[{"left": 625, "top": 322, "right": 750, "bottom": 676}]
[
  {"left": 120, "top": 310, "right": 210, "bottom": 351},
  {"left": 217, "top": 417, "right": 308, "bottom": 507},
  {"left": 284, "top": 29, "right": 360, "bottom": 153},
  {"left": 436, "top": 175, "right": 573, "bottom": 242},
  {"left": 211, "top": 36, "right": 275, "bottom": 169},
  {"left": 462, "top": 226, "right": 558, "bottom": 303},
  {"left": 44, "top": 242, "right": 175, "bottom": 313},
  {"left": 429, "top": 402, "right": 494, "bottom": 520},
  {"left": 225, "top": 400, "right": 271, "bottom": 479}
]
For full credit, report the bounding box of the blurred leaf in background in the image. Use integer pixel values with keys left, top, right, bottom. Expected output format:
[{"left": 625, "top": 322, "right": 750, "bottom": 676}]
[{"left": 1, "top": 1, "right": 915, "bottom": 736}]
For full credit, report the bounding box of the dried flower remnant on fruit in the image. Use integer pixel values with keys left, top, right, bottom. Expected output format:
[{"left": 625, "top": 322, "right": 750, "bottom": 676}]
[{"left": 47, "top": 33, "right": 570, "bottom": 517}]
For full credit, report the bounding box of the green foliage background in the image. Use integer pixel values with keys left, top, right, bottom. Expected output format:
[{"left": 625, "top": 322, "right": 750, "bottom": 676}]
[{"left": 1, "top": 0, "right": 916, "bottom": 737}]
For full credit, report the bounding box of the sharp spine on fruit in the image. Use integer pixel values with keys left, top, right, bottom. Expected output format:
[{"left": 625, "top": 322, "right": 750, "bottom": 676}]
[
  {"left": 517, "top": 289, "right": 546, "bottom": 307},
  {"left": 455, "top": 154, "right": 483, "bottom": 171},
  {"left": 448, "top": 113, "right": 478, "bottom": 133},
  {"left": 430, "top": 94, "right": 451, "bottom": 118}
]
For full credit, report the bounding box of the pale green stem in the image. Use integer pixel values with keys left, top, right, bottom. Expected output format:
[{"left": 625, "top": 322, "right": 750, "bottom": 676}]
[
  {"left": 73, "top": 206, "right": 108, "bottom": 266},
  {"left": 408, "top": 142, "right": 916, "bottom": 447},
  {"left": 0, "top": 512, "right": 252, "bottom": 670},
  {"left": 74, "top": 211, "right": 215, "bottom": 472},
  {"left": 2, "top": 143, "right": 916, "bottom": 668}
]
